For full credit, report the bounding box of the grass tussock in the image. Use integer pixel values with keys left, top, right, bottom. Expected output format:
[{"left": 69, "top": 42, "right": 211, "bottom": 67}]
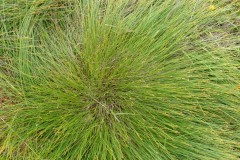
[{"left": 0, "top": 0, "right": 240, "bottom": 159}]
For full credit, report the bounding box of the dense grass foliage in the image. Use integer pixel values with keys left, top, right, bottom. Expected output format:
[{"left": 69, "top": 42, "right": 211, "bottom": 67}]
[{"left": 0, "top": 0, "right": 240, "bottom": 159}]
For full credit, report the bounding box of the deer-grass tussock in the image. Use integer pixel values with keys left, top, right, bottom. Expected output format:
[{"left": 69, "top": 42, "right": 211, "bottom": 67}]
[{"left": 0, "top": 0, "right": 240, "bottom": 159}]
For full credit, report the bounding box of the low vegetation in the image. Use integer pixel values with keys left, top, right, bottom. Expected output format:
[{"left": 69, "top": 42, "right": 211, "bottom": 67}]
[{"left": 0, "top": 0, "right": 239, "bottom": 159}]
